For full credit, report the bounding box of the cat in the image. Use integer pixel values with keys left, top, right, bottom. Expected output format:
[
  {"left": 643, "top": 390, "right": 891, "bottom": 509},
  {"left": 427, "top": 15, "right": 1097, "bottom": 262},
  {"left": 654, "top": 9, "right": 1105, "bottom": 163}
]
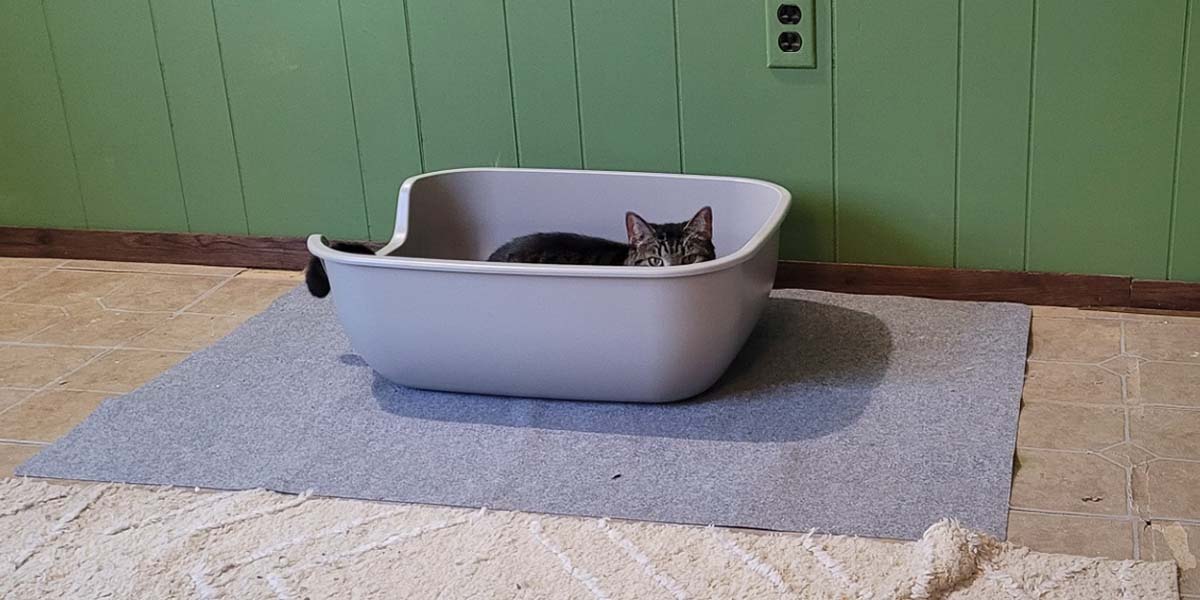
[
  {"left": 304, "top": 241, "right": 374, "bottom": 298},
  {"left": 305, "top": 206, "right": 714, "bottom": 298},
  {"left": 489, "top": 207, "right": 714, "bottom": 266}
]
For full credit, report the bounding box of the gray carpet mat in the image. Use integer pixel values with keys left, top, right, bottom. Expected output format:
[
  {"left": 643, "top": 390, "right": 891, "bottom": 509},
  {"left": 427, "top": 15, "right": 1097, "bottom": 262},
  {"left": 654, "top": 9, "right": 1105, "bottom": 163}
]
[{"left": 18, "top": 288, "right": 1030, "bottom": 540}]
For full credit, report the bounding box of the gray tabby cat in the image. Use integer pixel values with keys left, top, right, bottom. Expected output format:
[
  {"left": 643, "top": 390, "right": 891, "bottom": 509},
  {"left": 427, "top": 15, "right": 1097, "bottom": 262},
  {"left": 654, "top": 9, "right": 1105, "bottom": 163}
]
[
  {"left": 488, "top": 206, "right": 714, "bottom": 266},
  {"left": 306, "top": 207, "right": 714, "bottom": 298}
]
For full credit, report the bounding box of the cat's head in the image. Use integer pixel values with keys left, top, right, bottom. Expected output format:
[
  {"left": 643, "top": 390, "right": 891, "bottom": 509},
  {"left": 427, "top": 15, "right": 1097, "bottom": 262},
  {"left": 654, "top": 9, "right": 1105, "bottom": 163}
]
[{"left": 624, "top": 207, "right": 715, "bottom": 266}]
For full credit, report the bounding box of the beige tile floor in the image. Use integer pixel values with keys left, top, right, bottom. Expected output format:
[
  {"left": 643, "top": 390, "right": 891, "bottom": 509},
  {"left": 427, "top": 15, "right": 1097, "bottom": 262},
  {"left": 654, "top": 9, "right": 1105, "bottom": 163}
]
[{"left": 1, "top": 257, "right": 1198, "bottom": 594}]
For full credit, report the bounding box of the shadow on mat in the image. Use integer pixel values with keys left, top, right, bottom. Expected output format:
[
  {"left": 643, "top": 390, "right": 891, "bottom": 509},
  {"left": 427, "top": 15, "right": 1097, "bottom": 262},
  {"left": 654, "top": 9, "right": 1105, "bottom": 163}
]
[{"left": 364, "top": 298, "right": 893, "bottom": 442}]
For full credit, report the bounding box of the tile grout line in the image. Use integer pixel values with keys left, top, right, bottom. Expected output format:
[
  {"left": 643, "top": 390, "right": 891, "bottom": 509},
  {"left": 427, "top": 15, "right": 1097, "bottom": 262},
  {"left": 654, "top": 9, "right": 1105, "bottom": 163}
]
[
  {"left": 1015, "top": 446, "right": 1133, "bottom": 472},
  {"left": 13, "top": 306, "right": 72, "bottom": 344},
  {"left": 15, "top": 286, "right": 135, "bottom": 345},
  {"left": 1020, "top": 399, "right": 1127, "bottom": 410},
  {"left": 1130, "top": 465, "right": 1141, "bottom": 561},
  {"left": 113, "top": 272, "right": 243, "bottom": 352},
  {"left": 1026, "top": 357, "right": 1112, "bottom": 367},
  {"left": 1, "top": 263, "right": 211, "bottom": 345},
  {"left": 57, "top": 265, "right": 244, "bottom": 276},
  {"left": 0, "top": 389, "right": 38, "bottom": 411},
  {"left": 2, "top": 341, "right": 133, "bottom": 351},
  {"left": 1119, "top": 321, "right": 1135, "bottom": 540},
  {"left": 1008, "top": 506, "right": 1143, "bottom": 522},
  {"left": 0, "top": 347, "right": 119, "bottom": 422},
  {"left": 1128, "top": 403, "right": 1200, "bottom": 412},
  {"left": 1031, "top": 356, "right": 1200, "bottom": 368},
  {"left": 0, "top": 438, "right": 49, "bottom": 447},
  {"left": 1033, "top": 314, "right": 1200, "bottom": 323},
  {"left": 0, "top": 263, "right": 79, "bottom": 345},
  {"left": 113, "top": 345, "right": 216, "bottom": 354},
  {"left": 0, "top": 260, "right": 68, "bottom": 270},
  {"left": 0, "top": 271, "right": 242, "bottom": 424},
  {"left": 3, "top": 304, "right": 279, "bottom": 319},
  {"left": 33, "top": 386, "right": 146, "bottom": 397},
  {"left": 0, "top": 263, "right": 66, "bottom": 303},
  {"left": 1118, "top": 323, "right": 1140, "bottom": 558},
  {"left": 1123, "top": 357, "right": 1200, "bottom": 367},
  {"left": 1016, "top": 446, "right": 1200, "bottom": 465},
  {"left": 1010, "top": 506, "right": 1200, "bottom": 528},
  {"left": 0, "top": 341, "right": 225, "bottom": 355}
]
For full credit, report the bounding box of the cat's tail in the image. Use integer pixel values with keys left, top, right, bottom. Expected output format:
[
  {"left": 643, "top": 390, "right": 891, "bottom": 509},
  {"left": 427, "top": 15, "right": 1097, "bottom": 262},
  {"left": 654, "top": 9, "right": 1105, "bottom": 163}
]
[{"left": 305, "top": 241, "right": 376, "bottom": 298}]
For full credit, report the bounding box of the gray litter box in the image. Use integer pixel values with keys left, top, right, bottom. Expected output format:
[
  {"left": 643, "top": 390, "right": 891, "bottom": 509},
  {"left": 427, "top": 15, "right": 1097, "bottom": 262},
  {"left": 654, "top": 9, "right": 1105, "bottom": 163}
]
[{"left": 308, "top": 168, "right": 791, "bottom": 402}]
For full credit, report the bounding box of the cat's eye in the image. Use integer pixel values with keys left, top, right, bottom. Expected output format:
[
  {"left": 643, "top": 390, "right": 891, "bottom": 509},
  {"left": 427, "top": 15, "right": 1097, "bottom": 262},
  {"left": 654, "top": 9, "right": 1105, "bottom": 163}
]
[
  {"left": 682, "top": 255, "right": 700, "bottom": 264},
  {"left": 646, "top": 257, "right": 664, "bottom": 266}
]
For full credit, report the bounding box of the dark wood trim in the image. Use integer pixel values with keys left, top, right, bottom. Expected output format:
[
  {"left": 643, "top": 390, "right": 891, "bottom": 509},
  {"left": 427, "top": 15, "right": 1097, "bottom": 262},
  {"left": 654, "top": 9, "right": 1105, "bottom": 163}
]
[
  {"left": 774, "top": 260, "right": 1134, "bottom": 307},
  {"left": 3, "top": 226, "right": 1199, "bottom": 311},
  {"left": 0, "top": 227, "right": 312, "bottom": 270},
  {"left": 1130, "top": 279, "right": 1200, "bottom": 312}
]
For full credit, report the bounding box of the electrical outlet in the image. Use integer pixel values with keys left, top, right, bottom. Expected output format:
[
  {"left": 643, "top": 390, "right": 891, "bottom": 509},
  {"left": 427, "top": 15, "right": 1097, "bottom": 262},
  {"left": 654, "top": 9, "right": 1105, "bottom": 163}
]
[{"left": 766, "top": 0, "right": 816, "bottom": 69}]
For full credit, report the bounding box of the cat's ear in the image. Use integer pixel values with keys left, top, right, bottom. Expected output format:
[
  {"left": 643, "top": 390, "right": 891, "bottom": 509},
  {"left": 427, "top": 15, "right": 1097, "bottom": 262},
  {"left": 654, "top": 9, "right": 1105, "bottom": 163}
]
[
  {"left": 685, "top": 206, "right": 713, "bottom": 240},
  {"left": 626, "top": 211, "right": 655, "bottom": 245}
]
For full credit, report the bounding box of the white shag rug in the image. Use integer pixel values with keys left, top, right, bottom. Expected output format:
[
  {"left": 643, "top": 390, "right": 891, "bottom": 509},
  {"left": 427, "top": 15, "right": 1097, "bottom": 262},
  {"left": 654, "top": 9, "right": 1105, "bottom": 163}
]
[{"left": 0, "top": 480, "right": 1177, "bottom": 599}]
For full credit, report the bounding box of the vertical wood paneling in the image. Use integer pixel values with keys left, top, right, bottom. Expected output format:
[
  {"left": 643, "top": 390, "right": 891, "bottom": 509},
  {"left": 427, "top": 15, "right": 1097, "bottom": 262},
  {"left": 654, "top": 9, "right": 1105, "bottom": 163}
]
[
  {"left": 0, "top": 0, "right": 85, "bottom": 229},
  {"left": 956, "top": 0, "right": 1033, "bottom": 271},
  {"left": 572, "top": 0, "right": 680, "bottom": 173},
  {"left": 43, "top": 0, "right": 188, "bottom": 232},
  {"left": 149, "top": 0, "right": 247, "bottom": 234},
  {"left": 1171, "top": 2, "right": 1200, "bottom": 282},
  {"left": 834, "top": 0, "right": 959, "bottom": 266},
  {"left": 677, "top": 0, "right": 834, "bottom": 261},
  {"left": 340, "top": 0, "right": 423, "bottom": 241},
  {"left": 1028, "top": 0, "right": 1186, "bottom": 278},
  {"left": 505, "top": 0, "right": 583, "bottom": 169},
  {"left": 213, "top": 0, "right": 367, "bottom": 239},
  {"left": 1, "top": 2, "right": 1197, "bottom": 281},
  {"left": 406, "top": 0, "right": 516, "bottom": 171}
]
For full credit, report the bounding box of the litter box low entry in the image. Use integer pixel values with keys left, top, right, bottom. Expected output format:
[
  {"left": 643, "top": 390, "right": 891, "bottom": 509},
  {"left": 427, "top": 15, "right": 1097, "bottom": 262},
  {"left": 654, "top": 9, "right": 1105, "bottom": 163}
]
[{"left": 309, "top": 168, "right": 791, "bottom": 402}]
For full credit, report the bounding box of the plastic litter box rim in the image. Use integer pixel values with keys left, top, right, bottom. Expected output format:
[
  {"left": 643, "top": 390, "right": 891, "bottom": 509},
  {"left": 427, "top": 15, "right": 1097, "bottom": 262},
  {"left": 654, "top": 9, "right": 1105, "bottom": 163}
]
[{"left": 306, "top": 167, "right": 791, "bottom": 279}]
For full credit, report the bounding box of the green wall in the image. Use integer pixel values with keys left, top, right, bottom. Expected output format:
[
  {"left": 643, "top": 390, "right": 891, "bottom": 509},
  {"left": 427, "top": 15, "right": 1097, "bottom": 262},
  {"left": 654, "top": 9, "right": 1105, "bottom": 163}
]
[{"left": 1, "top": 0, "right": 1197, "bottom": 280}]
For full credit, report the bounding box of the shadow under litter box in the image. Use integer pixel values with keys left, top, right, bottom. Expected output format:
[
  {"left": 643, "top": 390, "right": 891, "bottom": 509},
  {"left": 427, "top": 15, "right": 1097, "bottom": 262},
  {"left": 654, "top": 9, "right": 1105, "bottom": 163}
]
[{"left": 370, "top": 298, "right": 893, "bottom": 443}]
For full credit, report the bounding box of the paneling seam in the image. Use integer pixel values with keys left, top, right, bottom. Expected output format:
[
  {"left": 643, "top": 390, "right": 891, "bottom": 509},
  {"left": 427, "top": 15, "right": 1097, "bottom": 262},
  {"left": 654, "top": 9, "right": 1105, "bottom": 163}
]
[
  {"left": 566, "top": 0, "right": 585, "bottom": 168},
  {"left": 336, "top": 0, "right": 371, "bottom": 238},
  {"left": 1021, "top": 0, "right": 1038, "bottom": 271},
  {"left": 568, "top": 0, "right": 586, "bottom": 168},
  {"left": 147, "top": 0, "right": 192, "bottom": 232},
  {"left": 500, "top": 0, "right": 521, "bottom": 167},
  {"left": 953, "top": 0, "right": 963, "bottom": 267},
  {"left": 41, "top": 0, "right": 89, "bottom": 228},
  {"left": 401, "top": 0, "right": 426, "bottom": 173},
  {"left": 830, "top": 0, "right": 839, "bottom": 262},
  {"left": 671, "top": 0, "right": 684, "bottom": 173},
  {"left": 1168, "top": 0, "right": 1193, "bottom": 280},
  {"left": 208, "top": 0, "right": 250, "bottom": 235}
]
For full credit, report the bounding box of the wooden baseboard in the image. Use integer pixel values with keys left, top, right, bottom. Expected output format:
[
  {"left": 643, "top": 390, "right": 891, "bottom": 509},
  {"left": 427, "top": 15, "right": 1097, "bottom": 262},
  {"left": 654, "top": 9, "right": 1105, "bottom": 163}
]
[
  {"left": 3, "top": 226, "right": 1199, "bottom": 311},
  {"left": 1129, "top": 279, "right": 1200, "bottom": 312},
  {"left": 0, "top": 226, "right": 311, "bottom": 270},
  {"left": 774, "top": 261, "right": 1135, "bottom": 307}
]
